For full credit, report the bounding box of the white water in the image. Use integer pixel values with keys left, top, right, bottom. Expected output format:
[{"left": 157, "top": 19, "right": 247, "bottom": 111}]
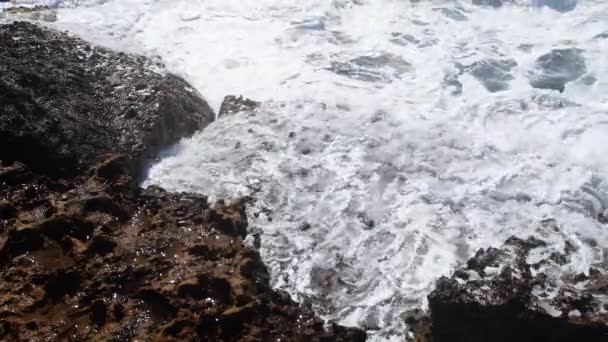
[{"left": 4, "top": 0, "right": 608, "bottom": 340}]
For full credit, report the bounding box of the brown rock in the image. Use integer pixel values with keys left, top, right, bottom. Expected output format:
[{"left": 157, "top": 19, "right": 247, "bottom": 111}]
[
  {"left": 0, "top": 156, "right": 365, "bottom": 340},
  {"left": 0, "top": 22, "right": 365, "bottom": 341}
]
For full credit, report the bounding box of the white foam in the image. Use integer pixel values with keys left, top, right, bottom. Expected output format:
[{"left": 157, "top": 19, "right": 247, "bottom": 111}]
[{"left": 21, "top": 0, "right": 608, "bottom": 339}]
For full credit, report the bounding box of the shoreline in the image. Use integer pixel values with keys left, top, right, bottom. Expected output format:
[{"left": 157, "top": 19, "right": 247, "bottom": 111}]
[
  {"left": 0, "top": 21, "right": 365, "bottom": 341},
  {"left": 1, "top": 12, "right": 607, "bottom": 341}
]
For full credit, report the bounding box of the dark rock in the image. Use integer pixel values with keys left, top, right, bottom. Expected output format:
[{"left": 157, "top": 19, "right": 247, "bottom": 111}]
[
  {"left": 0, "top": 22, "right": 365, "bottom": 342},
  {"left": 218, "top": 95, "right": 260, "bottom": 117},
  {"left": 403, "top": 308, "right": 432, "bottom": 342},
  {"left": 0, "top": 227, "right": 44, "bottom": 259},
  {"left": 327, "top": 53, "right": 412, "bottom": 83},
  {"left": 44, "top": 270, "right": 81, "bottom": 300},
  {"left": 0, "top": 154, "right": 366, "bottom": 341},
  {"left": 529, "top": 48, "right": 587, "bottom": 92},
  {"left": 299, "top": 222, "right": 312, "bottom": 231},
  {"left": 0, "top": 22, "right": 214, "bottom": 180},
  {"left": 468, "top": 58, "right": 517, "bottom": 92},
  {"left": 90, "top": 299, "right": 108, "bottom": 326},
  {"left": 87, "top": 235, "right": 117, "bottom": 256},
  {"left": 0, "top": 162, "right": 33, "bottom": 185},
  {"left": 323, "top": 323, "right": 367, "bottom": 342},
  {"left": 533, "top": 0, "right": 577, "bottom": 12},
  {"left": 0, "top": 201, "right": 17, "bottom": 220},
  {"left": 472, "top": 0, "right": 504, "bottom": 7},
  {"left": 91, "top": 154, "right": 130, "bottom": 183},
  {"left": 425, "top": 236, "right": 608, "bottom": 342}
]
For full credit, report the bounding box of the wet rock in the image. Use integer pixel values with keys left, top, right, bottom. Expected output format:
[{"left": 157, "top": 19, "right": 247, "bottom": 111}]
[
  {"left": 0, "top": 162, "right": 32, "bottom": 185},
  {"left": 472, "top": 0, "right": 504, "bottom": 7},
  {"left": 532, "top": 0, "right": 577, "bottom": 12},
  {"left": 0, "top": 22, "right": 214, "bottom": 180},
  {"left": 528, "top": 48, "right": 587, "bottom": 92},
  {"left": 468, "top": 58, "right": 517, "bottom": 92},
  {"left": 209, "top": 200, "right": 248, "bottom": 238},
  {"left": 403, "top": 308, "right": 432, "bottom": 342},
  {"left": 425, "top": 236, "right": 608, "bottom": 342},
  {"left": 218, "top": 95, "right": 260, "bottom": 117},
  {"left": 90, "top": 299, "right": 108, "bottom": 326},
  {"left": 357, "top": 212, "right": 375, "bottom": 230},
  {"left": 0, "top": 154, "right": 365, "bottom": 341},
  {"left": 0, "top": 227, "right": 44, "bottom": 259},
  {"left": 323, "top": 323, "right": 367, "bottom": 342},
  {"left": 327, "top": 53, "right": 412, "bottom": 83},
  {"left": 92, "top": 154, "right": 131, "bottom": 183},
  {"left": 299, "top": 222, "right": 312, "bottom": 231},
  {"left": 435, "top": 7, "right": 468, "bottom": 21},
  {"left": 0, "top": 22, "right": 364, "bottom": 340},
  {"left": 44, "top": 270, "right": 81, "bottom": 300},
  {"left": 0, "top": 201, "right": 17, "bottom": 220},
  {"left": 87, "top": 235, "right": 117, "bottom": 256}
]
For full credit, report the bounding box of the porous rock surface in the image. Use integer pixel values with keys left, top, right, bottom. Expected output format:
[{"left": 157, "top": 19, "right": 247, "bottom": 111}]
[
  {"left": 218, "top": 95, "right": 261, "bottom": 118},
  {"left": 424, "top": 235, "right": 608, "bottom": 342},
  {"left": 0, "top": 156, "right": 365, "bottom": 341},
  {"left": 0, "top": 21, "right": 214, "bottom": 179},
  {"left": 0, "top": 22, "right": 365, "bottom": 341}
]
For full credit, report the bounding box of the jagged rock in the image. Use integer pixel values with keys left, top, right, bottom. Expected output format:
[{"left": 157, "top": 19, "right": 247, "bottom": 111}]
[
  {"left": 425, "top": 236, "right": 608, "bottom": 342},
  {"left": 0, "top": 22, "right": 365, "bottom": 341},
  {"left": 218, "top": 95, "right": 260, "bottom": 117},
  {"left": 0, "top": 21, "right": 214, "bottom": 179},
  {"left": 0, "top": 155, "right": 366, "bottom": 341}
]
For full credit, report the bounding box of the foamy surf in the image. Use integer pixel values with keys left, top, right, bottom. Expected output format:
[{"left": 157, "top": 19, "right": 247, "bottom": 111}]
[{"left": 11, "top": 0, "right": 608, "bottom": 340}]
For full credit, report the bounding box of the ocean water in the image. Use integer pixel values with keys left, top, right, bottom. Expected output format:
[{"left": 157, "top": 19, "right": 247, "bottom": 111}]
[{"left": 4, "top": 0, "right": 608, "bottom": 340}]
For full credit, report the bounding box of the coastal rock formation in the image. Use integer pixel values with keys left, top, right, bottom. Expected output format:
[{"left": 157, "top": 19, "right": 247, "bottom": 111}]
[
  {"left": 424, "top": 235, "right": 608, "bottom": 342},
  {"left": 0, "top": 22, "right": 365, "bottom": 341},
  {"left": 218, "top": 95, "right": 260, "bottom": 117},
  {"left": 0, "top": 21, "right": 214, "bottom": 179},
  {"left": 0, "top": 156, "right": 365, "bottom": 341}
]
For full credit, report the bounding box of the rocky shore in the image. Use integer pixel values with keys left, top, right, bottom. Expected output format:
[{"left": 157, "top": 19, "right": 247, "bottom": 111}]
[
  {"left": 0, "top": 21, "right": 365, "bottom": 341},
  {"left": 1, "top": 17, "right": 607, "bottom": 342},
  {"left": 424, "top": 236, "right": 608, "bottom": 342},
  {"left": 406, "top": 233, "right": 608, "bottom": 342}
]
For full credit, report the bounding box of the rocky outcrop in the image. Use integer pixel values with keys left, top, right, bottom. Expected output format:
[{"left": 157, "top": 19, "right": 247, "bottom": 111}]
[
  {"left": 218, "top": 95, "right": 261, "bottom": 117},
  {"left": 0, "top": 22, "right": 365, "bottom": 341},
  {"left": 0, "top": 21, "right": 214, "bottom": 179},
  {"left": 0, "top": 156, "right": 365, "bottom": 341},
  {"left": 422, "top": 235, "right": 608, "bottom": 342}
]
